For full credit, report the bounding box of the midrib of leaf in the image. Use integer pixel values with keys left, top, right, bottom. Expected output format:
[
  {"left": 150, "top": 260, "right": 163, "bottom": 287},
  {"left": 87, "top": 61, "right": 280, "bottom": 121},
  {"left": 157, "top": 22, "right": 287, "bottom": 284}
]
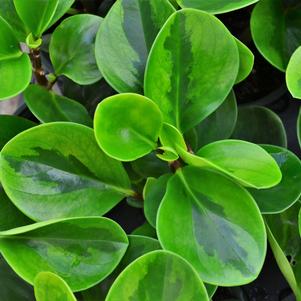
[
  {"left": 36, "top": 0, "right": 58, "bottom": 37},
  {"left": 130, "top": 128, "right": 157, "bottom": 149}
]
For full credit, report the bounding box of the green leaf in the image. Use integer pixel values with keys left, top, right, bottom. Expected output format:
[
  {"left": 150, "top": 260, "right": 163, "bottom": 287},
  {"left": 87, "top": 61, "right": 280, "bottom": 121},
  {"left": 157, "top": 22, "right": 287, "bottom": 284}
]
[
  {"left": 0, "top": 217, "right": 129, "bottom": 292},
  {"left": 13, "top": 0, "right": 59, "bottom": 37},
  {"left": 0, "top": 115, "right": 35, "bottom": 150},
  {"left": 24, "top": 84, "right": 92, "bottom": 126},
  {"left": 286, "top": 46, "right": 301, "bottom": 99},
  {"left": 50, "top": 14, "right": 102, "bottom": 85},
  {"left": 0, "top": 122, "right": 132, "bottom": 221},
  {"left": 251, "top": 0, "right": 301, "bottom": 71},
  {"left": 157, "top": 167, "right": 267, "bottom": 286},
  {"left": 159, "top": 123, "right": 187, "bottom": 152},
  {"left": 106, "top": 250, "right": 209, "bottom": 301},
  {"left": 94, "top": 93, "right": 163, "bottom": 161},
  {"left": 95, "top": 0, "right": 175, "bottom": 93},
  {"left": 47, "top": 0, "right": 75, "bottom": 28},
  {"left": 82, "top": 235, "right": 161, "bottom": 301},
  {"left": 249, "top": 145, "right": 301, "bottom": 214},
  {"left": 193, "top": 91, "right": 237, "bottom": 149},
  {"left": 131, "top": 222, "right": 157, "bottom": 238},
  {"left": 176, "top": 0, "right": 259, "bottom": 14},
  {"left": 0, "top": 16, "right": 22, "bottom": 60},
  {"left": 232, "top": 106, "right": 287, "bottom": 147},
  {"left": 235, "top": 39, "right": 254, "bottom": 84},
  {"left": 34, "top": 272, "right": 76, "bottom": 301},
  {"left": 0, "top": 256, "right": 34, "bottom": 301},
  {"left": 181, "top": 140, "right": 282, "bottom": 189},
  {"left": 143, "top": 174, "right": 171, "bottom": 227},
  {"left": 0, "top": 53, "right": 32, "bottom": 101},
  {"left": 298, "top": 108, "right": 301, "bottom": 148},
  {"left": 266, "top": 202, "right": 301, "bottom": 300},
  {"left": 0, "top": 187, "right": 32, "bottom": 231},
  {"left": 0, "top": 0, "right": 28, "bottom": 41},
  {"left": 144, "top": 9, "right": 239, "bottom": 133}
]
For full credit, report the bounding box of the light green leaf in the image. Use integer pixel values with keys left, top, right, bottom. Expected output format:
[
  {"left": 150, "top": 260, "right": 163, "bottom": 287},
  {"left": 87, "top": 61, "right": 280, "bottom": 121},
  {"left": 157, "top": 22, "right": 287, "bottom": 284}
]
[
  {"left": 159, "top": 123, "right": 187, "bottom": 152},
  {"left": 94, "top": 93, "right": 163, "bottom": 161},
  {"left": 145, "top": 9, "right": 239, "bottom": 132},
  {"left": 298, "top": 108, "right": 301, "bottom": 148},
  {"left": 249, "top": 145, "right": 301, "bottom": 214},
  {"left": 286, "top": 46, "right": 301, "bottom": 99},
  {"left": 0, "top": 53, "right": 32, "bottom": 101},
  {"left": 24, "top": 84, "right": 92, "bottom": 126},
  {"left": 106, "top": 250, "right": 209, "bottom": 301},
  {"left": 95, "top": 0, "right": 175, "bottom": 93},
  {"left": 251, "top": 0, "right": 301, "bottom": 71},
  {"left": 14, "top": 0, "right": 58, "bottom": 37},
  {"left": 0, "top": 115, "right": 35, "bottom": 150},
  {"left": 181, "top": 140, "right": 282, "bottom": 189},
  {"left": 157, "top": 167, "right": 267, "bottom": 286},
  {"left": 176, "top": 0, "right": 258, "bottom": 14},
  {"left": 50, "top": 14, "right": 102, "bottom": 85},
  {"left": 34, "top": 272, "right": 76, "bottom": 301},
  {"left": 0, "top": 217, "right": 129, "bottom": 292},
  {"left": 232, "top": 106, "right": 287, "bottom": 147},
  {"left": 0, "top": 122, "right": 132, "bottom": 221},
  {"left": 48, "top": 0, "right": 75, "bottom": 28}
]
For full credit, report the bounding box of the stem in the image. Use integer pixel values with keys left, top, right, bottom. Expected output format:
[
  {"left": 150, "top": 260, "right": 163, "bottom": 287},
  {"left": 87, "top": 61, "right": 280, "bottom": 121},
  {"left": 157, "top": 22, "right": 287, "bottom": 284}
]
[
  {"left": 29, "top": 48, "right": 49, "bottom": 87},
  {"left": 169, "top": 160, "right": 182, "bottom": 173}
]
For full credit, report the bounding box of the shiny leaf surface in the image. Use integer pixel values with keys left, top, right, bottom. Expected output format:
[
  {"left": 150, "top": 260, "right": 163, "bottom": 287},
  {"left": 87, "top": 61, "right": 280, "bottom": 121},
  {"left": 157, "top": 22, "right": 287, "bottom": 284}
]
[
  {"left": 0, "top": 122, "right": 132, "bottom": 221},
  {"left": 286, "top": 46, "right": 301, "bottom": 99},
  {"left": 47, "top": 0, "right": 75, "bottom": 28}
]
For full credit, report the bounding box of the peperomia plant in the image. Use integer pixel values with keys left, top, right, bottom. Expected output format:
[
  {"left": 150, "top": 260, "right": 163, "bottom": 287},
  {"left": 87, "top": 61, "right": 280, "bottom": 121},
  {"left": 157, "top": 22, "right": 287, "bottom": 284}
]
[{"left": 0, "top": 0, "right": 300, "bottom": 300}]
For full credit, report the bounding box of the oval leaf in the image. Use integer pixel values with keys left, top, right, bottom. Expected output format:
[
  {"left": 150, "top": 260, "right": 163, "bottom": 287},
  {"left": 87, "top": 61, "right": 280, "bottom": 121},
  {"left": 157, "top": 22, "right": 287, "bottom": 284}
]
[
  {"left": 0, "top": 217, "right": 128, "bottom": 292},
  {"left": 94, "top": 93, "right": 163, "bottom": 161},
  {"left": 232, "top": 106, "right": 287, "bottom": 147},
  {"left": 50, "top": 14, "right": 102, "bottom": 85},
  {"left": 145, "top": 9, "right": 239, "bottom": 132},
  {"left": 176, "top": 0, "right": 259, "bottom": 14},
  {"left": 251, "top": 0, "right": 301, "bottom": 71},
  {"left": 106, "top": 250, "right": 209, "bottom": 301},
  {"left": 249, "top": 145, "right": 301, "bottom": 213},
  {"left": 95, "top": 0, "right": 175, "bottom": 93},
  {"left": 0, "top": 54, "right": 32, "bottom": 101},
  {"left": 157, "top": 167, "right": 267, "bottom": 286},
  {"left": 34, "top": 272, "right": 76, "bottom": 301},
  {"left": 286, "top": 46, "right": 301, "bottom": 99},
  {"left": 298, "top": 108, "right": 301, "bottom": 148},
  {"left": 24, "top": 84, "right": 92, "bottom": 126},
  {"left": 0, "top": 122, "right": 132, "bottom": 221}
]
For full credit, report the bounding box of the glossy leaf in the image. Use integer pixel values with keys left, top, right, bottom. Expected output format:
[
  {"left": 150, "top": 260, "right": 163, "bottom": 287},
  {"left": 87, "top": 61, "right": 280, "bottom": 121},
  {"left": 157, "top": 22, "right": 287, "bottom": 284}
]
[
  {"left": 0, "top": 122, "right": 132, "bottom": 221},
  {"left": 251, "top": 0, "right": 301, "bottom": 71},
  {"left": 266, "top": 202, "right": 301, "bottom": 300},
  {"left": 50, "top": 14, "right": 102, "bottom": 85},
  {"left": 106, "top": 250, "right": 209, "bottom": 301},
  {"left": 235, "top": 39, "right": 254, "bottom": 84},
  {"left": 0, "top": 54, "right": 32, "bottom": 101},
  {"left": 47, "top": 0, "right": 75, "bottom": 28},
  {"left": 176, "top": 0, "right": 258, "bottom": 14},
  {"left": 193, "top": 91, "right": 237, "bottom": 149},
  {"left": 95, "top": 0, "right": 175, "bottom": 93},
  {"left": 157, "top": 167, "right": 266, "bottom": 286},
  {"left": 0, "top": 217, "right": 129, "bottom": 292},
  {"left": 145, "top": 9, "right": 239, "bottom": 132},
  {"left": 298, "top": 108, "right": 301, "bottom": 148},
  {"left": 94, "top": 94, "right": 163, "bottom": 161},
  {"left": 24, "top": 84, "right": 92, "bottom": 126},
  {"left": 232, "top": 106, "right": 287, "bottom": 147},
  {"left": 286, "top": 46, "right": 301, "bottom": 99},
  {"left": 14, "top": 0, "right": 59, "bottom": 37},
  {"left": 0, "top": 115, "right": 35, "bottom": 150},
  {"left": 0, "top": 16, "right": 22, "bottom": 60},
  {"left": 182, "top": 140, "right": 282, "bottom": 189},
  {"left": 143, "top": 174, "right": 171, "bottom": 228},
  {"left": 34, "top": 272, "right": 76, "bottom": 301},
  {"left": 249, "top": 145, "right": 301, "bottom": 214}
]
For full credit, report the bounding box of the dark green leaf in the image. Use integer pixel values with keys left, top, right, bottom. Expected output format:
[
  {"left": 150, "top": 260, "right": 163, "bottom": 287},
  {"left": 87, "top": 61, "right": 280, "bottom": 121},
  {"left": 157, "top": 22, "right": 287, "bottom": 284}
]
[
  {"left": 95, "top": 0, "right": 175, "bottom": 93},
  {"left": 94, "top": 93, "right": 162, "bottom": 161},
  {"left": 232, "top": 106, "right": 287, "bottom": 147},
  {"left": 131, "top": 222, "right": 157, "bottom": 238},
  {"left": 286, "top": 46, "right": 301, "bottom": 99},
  {"left": 144, "top": 9, "right": 239, "bottom": 132},
  {"left": 24, "top": 84, "right": 92, "bottom": 126},
  {"left": 249, "top": 145, "right": 301, "bottom": 214},
  {"left": 0, "top": 122, "right": 132, "bottom": 221},
  {"left": 106, "top": 250, "right": 209, "bottom": 300},
  {"left": 0, "top": 217, "right": 128, "bottom": 292},
  {"left": 50, "top": 14, "right": 102, "bottom": 85},
  {"left": 157, "top": 167, "right": 266, "bottom": 285}
]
